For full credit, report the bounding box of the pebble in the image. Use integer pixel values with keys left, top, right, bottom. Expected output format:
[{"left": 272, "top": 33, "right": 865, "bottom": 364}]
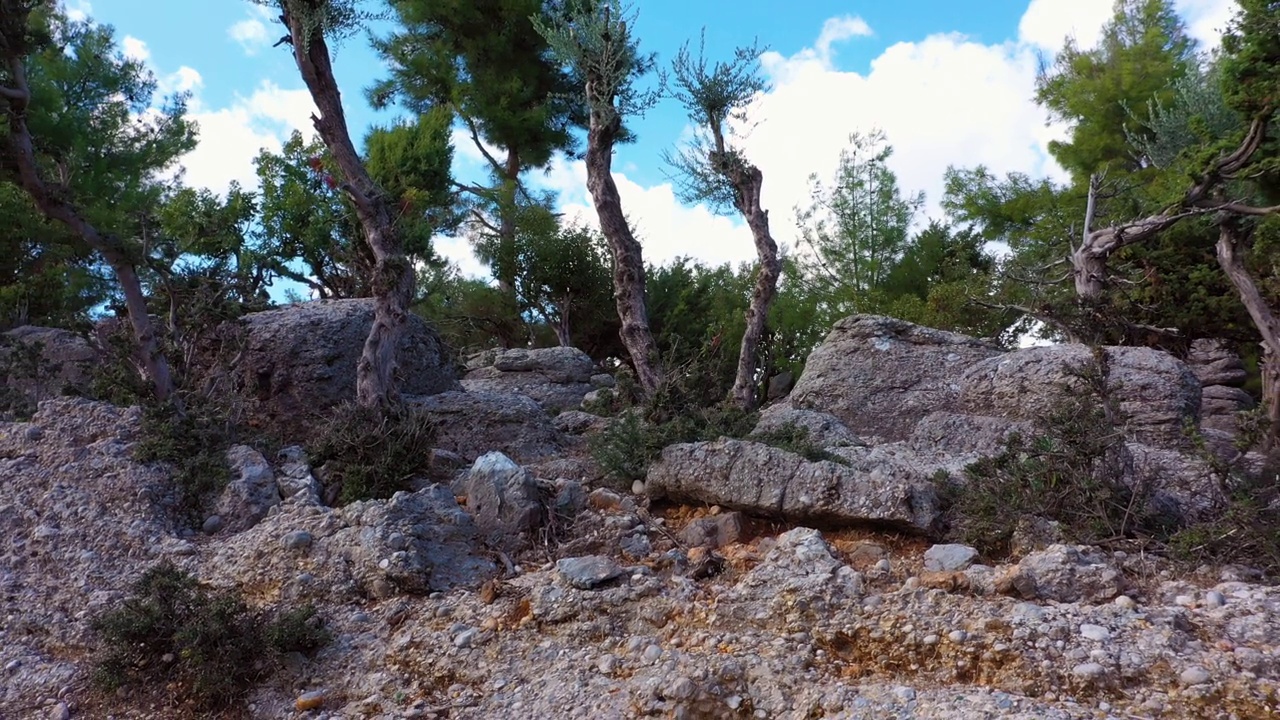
[
  {"left": 295, "top": 690, "right": 325, "bottom": 711},
  {"left": 49, "top": 702, "right": 69, "bottom": 720},
  {"left": 5, "top": 659, "right": 20, "bottom": 672},
  {"left": 874, "top": 559, "right": 891, "bottom": 572},
  {"left": 1073, "top": 662, "right": 1107, "bottom": 679},
  {"left": 641, "top": 644, "right": 662, "bottom": 664},
  {"left": 556, "top": 555, "right": 624, "bottom": 589},
  {"left": 892, "top": 686, "right": 916, "bottom": 702},
  {"left": 454, "top": 628, "right": 479, "bottom": 648},
  {"left": 1204, "top": 590, "right": 1226, "bottom": 609},
  {"left": 1079, "top": 624, "right": 1110, "bottom": 642},
  {"left": 667, "top": 676, "right": 696, "bottom": 700},
  {"left": 282, "top": 530, "right": 313, "bottom": 550},
  {"left": 1113, "top": 595, "right": 1137, "bottom": 610},
  {"left": 202, "top": 515, "right": 223, "bottom": 534},
  {"left": 1179, "top": 666, "right": 1211, "bottom": 686},
  {"left": 948, "top": 630, "right": 967, "bottom": 644},
  {"left": 597, "top": 654, "right": 618, "bottom": 674}
]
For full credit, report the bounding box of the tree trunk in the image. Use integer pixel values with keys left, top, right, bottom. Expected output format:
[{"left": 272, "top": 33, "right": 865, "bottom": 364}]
[
  {"left": 584, "top": 115, "right": 662, "bottom": 396},
  {"left": 1, "top": 52, "right": 175, "bottom": 403},
  {"left": 725, "top": 160, "right": 781, "bottom": 410},
  {"left": 282, "top": 3, "right": 415, "bottom": 409},
  {"left": 1215, "top": 218, "right": 1280, "bottom": 447}
]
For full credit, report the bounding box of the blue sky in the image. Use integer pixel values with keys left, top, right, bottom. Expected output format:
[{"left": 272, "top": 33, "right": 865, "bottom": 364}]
[{"left": 73, "top": 0, "right": 1238, "bottom": 276}]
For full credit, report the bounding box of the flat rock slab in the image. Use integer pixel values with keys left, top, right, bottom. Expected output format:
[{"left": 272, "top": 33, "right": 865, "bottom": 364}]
[{"left": 557, "top": 555, "right": 624, "bottom": 589}]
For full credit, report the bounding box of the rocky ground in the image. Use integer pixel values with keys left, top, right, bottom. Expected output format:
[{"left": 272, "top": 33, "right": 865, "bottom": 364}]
[{"left": 2, "top": 398, "right": 1278, "bottom": 720}]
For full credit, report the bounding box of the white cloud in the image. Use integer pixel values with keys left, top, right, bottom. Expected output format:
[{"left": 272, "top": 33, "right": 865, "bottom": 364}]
[
  {"left": 121, "top": 35, "right": 150, "bottom": 63},
  {"left": 65, "top": 0, "right": 91, "bottom": 22},
  {"left": 179, "top": 81, "right": 317, "bottom": 193},
  {"left": 1018, "top": 0, "right": 1114, "bottom": 52},
  {"left": 1175, "top": 0, "right": 1238, "bottom": 50},
  {"left": 228, "top": 6, "right": 276, "bottom": 55},
  {"left": 159, "top": 66, "right": 204, "bottom": 95}
]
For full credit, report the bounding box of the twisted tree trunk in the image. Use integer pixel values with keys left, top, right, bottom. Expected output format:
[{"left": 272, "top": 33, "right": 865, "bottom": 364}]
[
  {"left": 718, "top": 152, "right": 781, "bottom": 410},
  {"left": 1, "top": 50, "right": 175, "bottom": 403},
  {"left": 280, "top": 1, "right": 415, "bottom": 409},
  {"left": 584, "top": 112, "right": 662, "bottom": 396},
  {"left": 1216, "top": 217, "right": 1280, "bottom": 447}
]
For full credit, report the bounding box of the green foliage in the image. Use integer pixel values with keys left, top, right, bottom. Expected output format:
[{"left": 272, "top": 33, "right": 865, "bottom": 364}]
[
  {"left": 1035, "top": 0, "right": 1197, "bottom": 182},
  {"left": 0, "top": 335, "right": 55, "bottom": 420},
  {"left": 414, "top": 262, "right": 527, "bottom": 353},
  {"left": 307, "top": 401, "right": 438, "bottom": 504},
  {"left": 264, "top": 605, "right": 332, "bottom": 656},
  {"left": 589, "top": 347, "right": 758, "bottom": 488},
  {"left": 516, "top": 218, "right": 617, "bottom": 348},
  {"left": 92, "top": 563, "right": 330, "bottom": 712},
  {"left": 133, "top": 400, "right": 235, "bottom": 524},
  {"left": 1168, "top": 478, "right": 1280, "bottom": 575},
  {"left": 942, "top": 352, "right": 1161, "bottom": 557},
  {"left": 1219, "top": 0, "right": 1280, "bottom": 118},
  {"left": 363, "top": 109, "right": 461, "bottom": 259}
]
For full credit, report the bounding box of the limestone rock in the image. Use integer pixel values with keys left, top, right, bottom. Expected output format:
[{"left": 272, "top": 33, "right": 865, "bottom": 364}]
[
  {"left": 411, "top": 390, "right": 561, "bottom": 463},
  {"left": 677, "top": 512, "right": 744, "bottom": 549},
  {"left": 788, "top": 315, "right": 1002, "bottom": 443},
  {"left": 751, "top": 406, "right": 863, "bottom": 449},
  {"left": 463, "top": 346, "right": 598, "bottom": 411},
  {"left": 998, "top": 544, "right": 1126, "bottom": 604},
  {"left": 464, "top": 452, "right": 548, "bottom": 548},
  {"left": 1, "top": 327, "right": 98, "bottom": 416},
  {"left": 217, "top": 299, "right": 459, "bottom": 437},
  {"left": 646, "top": 438, "right": 940, "bottom": 533},
  {"left": 923, "top": 544, "right": 979, "bottom": 572},
  {"left": 214, "top": 445, "right": 281, "bottom": 533}
]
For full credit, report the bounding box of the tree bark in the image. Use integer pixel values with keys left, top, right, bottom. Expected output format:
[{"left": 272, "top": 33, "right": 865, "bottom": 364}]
[
  {"left": 1215, "top": 218, "right": 1280, "bottom": 446},
  {"left": 281, "top": 2, "right": 415, "bottom": 409},
  {"left": 0, "top": 52, "right": 175, "bottom": 403},
  {"left": 722, "top": 155, "right": 781, "bottom": 410},
  {"left": 584, "top": 113, "right": 662, "bottom": 396}
]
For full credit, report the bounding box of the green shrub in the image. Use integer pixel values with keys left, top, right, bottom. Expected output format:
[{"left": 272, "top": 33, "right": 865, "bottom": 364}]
[
  {"left": 941, "top": 351, "right": 1160, "bottom": 557},
  {"left": 307, "top": 401, "right": 438, "bottom": 504},
  {"left": 264, "top": 605, "right": 332, "bottom": 655},
  {"left": 92, "top": 564, "right": 329, "bottom": 712},
  {"left": 133, "top": 401, "right": 234, "bottom": 524}
]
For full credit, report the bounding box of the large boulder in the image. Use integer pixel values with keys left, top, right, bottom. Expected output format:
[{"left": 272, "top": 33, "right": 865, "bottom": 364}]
[
  {"left": 645, "top": 438, "right": 941, "bottom": 533},
  {"left": 958, "top": 345, "right": 1201, "bottom": 448},
  {"left": 409, "top": 390, "right": 561, "bottom": 463},
  {"left": 1, "top": 327, "right": 99, "bottom": 416},
  {"left": 221, "top": 299, "right": 460, "bottom": 435},
  {"left": 462, "top": 346, "right": 600, "bottom": 411},
  {"left": 464, "top": 452, "right": 549, "bottom": 548},
  {"left": 788, "top": 316, "right": 1002, "bottom": 443}
]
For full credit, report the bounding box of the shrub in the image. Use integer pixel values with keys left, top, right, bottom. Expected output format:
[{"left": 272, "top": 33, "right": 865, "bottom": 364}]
[
  {"left": 940, "top": 350, "right": 1159, "bottom": 558},
  {"left": 133, "top": 400, "right": 235, "bottom": 524},
  {"left": 91, "top": 564, "right": 329, "bottom": 712},
  {"left": 307, "top": 401, "right": 438, "bottom": 504}
]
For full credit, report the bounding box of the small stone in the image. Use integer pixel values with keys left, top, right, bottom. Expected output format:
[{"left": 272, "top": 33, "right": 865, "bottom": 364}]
[
  {"left": 49, "top": 702, "right": 69, "bottom": 720},
  {"left": 922, "top": 544, "right": 979, "bottom": 572},
  {"left": 453, "top": 628, "right": 479, "bottom": 648},
  {"left": 597, "top": 654, "right": 618, "bottom": 674},
  {"left": 556, "top": 555, "right": 624, "bottom": 589},
  {"left": 948, "top": 630, "right": 967, "bottom": 644},
  {"left": 161, "top": 653, "right": 175, "bottom": 663},
  {"left": 5, "top": 659, "right": 20, "bottom": 672},
  {"left": 1175, "top": 594, "right": 1196, "bottom": 607},
  {"left": 1204, "top": 590, "right": 1226, "bottom": 609},
  {"left": 632, "top": 479, "right": 646, "bottom": 494},
  {"left": 874, "top": 559, "right": 891, "bottom": 572},
  {"left": 1113, "top": 595, "right": 1137, "bottom": 610},
  {"left": 1080, "top": 624, "right": 1111, "bottom": 642},
  {"left": 1073, "top": 662, "right": 1107, "bottom": 679},
  {"left": 641, "top": 644, "right": 662, "bottom": 664},
  {"left": 1179, "top": 667, "right": 1211, "bottom": 686},
  {"left": 295, "top": 691, "right": 325, "bottom": 711},
  {"left": 282, "top": 530, "right": 313, "bottom": 550},
  {"left": 667, "top": 676, "right": 697, "bottom": 700},
  {"left": 892, "top": 686, "right": 916, "bottom": 702},
  {"left": 201, "top": 515, "right": 223, "bottom": 534}
]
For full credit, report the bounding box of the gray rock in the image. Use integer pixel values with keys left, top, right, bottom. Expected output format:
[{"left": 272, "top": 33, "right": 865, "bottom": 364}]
[
  {"left": 788, "top": 315, "right": 1002, "bottom": 443},
  {"left": 959, "top": 345, "right": 1201, "bottom": 448},
  {"left": 282, "top": 530, "right": 313, "bottom": 550},
  {"left": 725, "top": 528, "right": 863, "bottom": 617},
  {"left": 1073, "top": 662, "right": 1108, "bottom": 679},
  {"left": 1080, "top": 624, "right": 1111, "bottom": 641},
  {"left": 619, "top": 532, "right": 652, "bottom": 559},
  {"left": 767, "top": 371, "right": 795, "bottom": 400},
  {"left": 202, "top": 515, "right": 224, "bottom": 535},
  {"left": 464, "top": 452, "right": 547, "bottom": 548},
  {"left": 923, "top": 544, "right": 978, "bottom": 572},
  {"left": 464, "top": 346, "right": 598, "bottom": 411},
  {"left": 275, "top": 446, "right": 322, "bottom": 502},
  {"left": 553, "top": 410, "right": 610, "bottom": 436},
  {"left": 49, "top": 701, "right": 69, "bottom": 720},
  {"left": 1188, "top": 339, "right": 1248, "bottom": 386},
  {"left": 906, "top": 412, "right": 1031, "bottom": 456},
  {"left": 646, "top": 439, "right": 940, "bottom": 533},
  {"left": 218, "top": 299, "right": 459, "bottom": 437},
  {"left": 1004, "top": 544, "right": 1126, "bottom": 604},
  {"left": 411, "top": 391, "right": 562, "bottom": 463},
  {"left": 557, "top": 555, "right": 624, "bottom": 589},
  {"left": 214, "top": 445, "right": 281, "bottom": 533},
  {"left": 336, "top": 485, "right": 496, "bottom": 595},
  {"left": 1, "top": 326, "right": 99, "bottom": 414},
  {"left": 677, "top": 512, "right": 744, "bottom": 549},
  {"left": 1009, "top": 515, "right": 1064, "bottom": 556},
  {"left": 590, "top": 373, "right": 616, "bottom": 388},
  {"left": 751, "top": 407, "right": 863, "bottom": 449},
  {"left": 1179, "top": 666, "right": 1211, "bottom": 686}
]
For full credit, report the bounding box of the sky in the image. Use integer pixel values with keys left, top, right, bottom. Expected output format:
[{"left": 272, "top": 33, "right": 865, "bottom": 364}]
[{"left": 71, "top": 0, "right": 1240, "bottom": 279}]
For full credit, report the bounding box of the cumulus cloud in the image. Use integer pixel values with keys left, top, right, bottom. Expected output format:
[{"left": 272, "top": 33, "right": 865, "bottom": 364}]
[
  {"left": 65, "top": 0, "right": 91, "bottom": 22},
  {"left": 180, "top": 81, "right": 317, "bottom": 193},
  {"left": 228, "top": 6, "right": 275, "bottom": 55},
  {"left": 120, "top": 35, "right": 150, "bottom": 63}
]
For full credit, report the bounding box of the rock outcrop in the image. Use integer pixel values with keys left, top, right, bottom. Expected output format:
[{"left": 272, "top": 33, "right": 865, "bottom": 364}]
[
  {"left": 217, "top": 299, "right": 460, "bottom": 435},
  {"left": 462, "top": 346, "right": 610, "bottom": 412},
  {"left": 1, "top": 326, "right": 99, "bottom": 416},
  {"left": 411, "top": 390, "right": 562, "bottom": 463},
  {"left": 1188, "top": 338, "right": 1255, "bottom": 436}
]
